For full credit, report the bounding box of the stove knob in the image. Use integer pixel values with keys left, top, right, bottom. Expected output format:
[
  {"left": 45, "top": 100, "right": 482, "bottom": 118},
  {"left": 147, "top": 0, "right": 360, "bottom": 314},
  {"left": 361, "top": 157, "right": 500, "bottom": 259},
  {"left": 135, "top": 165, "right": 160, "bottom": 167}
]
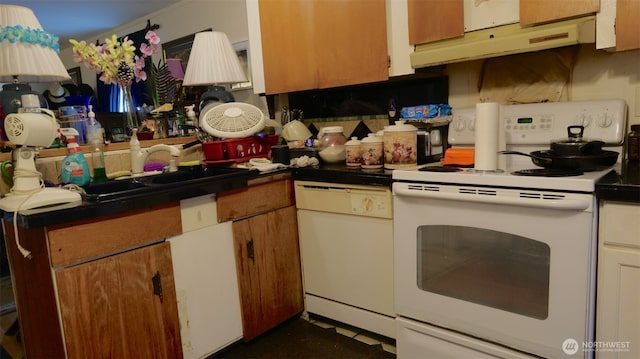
[
  {"left": 597, "top": 113, "right": 613, "bottom": 127},
  {"left": 451, "top": 118, "right": 465, "bottom": 132},
  {"left": 579, "top": 114, "right": 592, "bottom": 127}
]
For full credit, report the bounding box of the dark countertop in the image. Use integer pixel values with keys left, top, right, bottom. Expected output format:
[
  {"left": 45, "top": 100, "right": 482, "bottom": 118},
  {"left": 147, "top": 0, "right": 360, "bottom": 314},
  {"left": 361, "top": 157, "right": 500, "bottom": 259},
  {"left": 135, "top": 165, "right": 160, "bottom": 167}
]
[
  {"left": 596, "top": 160, "right": 640, "bottom": 203},
  {"left": 3, "top": 163, "right": 392, "bottom": 229},
  {"left": 292, "top": 163, "right": 393, "bottom": 188},
  {"left": 3, "top": 169, "right": 261, "bottom": 229}
]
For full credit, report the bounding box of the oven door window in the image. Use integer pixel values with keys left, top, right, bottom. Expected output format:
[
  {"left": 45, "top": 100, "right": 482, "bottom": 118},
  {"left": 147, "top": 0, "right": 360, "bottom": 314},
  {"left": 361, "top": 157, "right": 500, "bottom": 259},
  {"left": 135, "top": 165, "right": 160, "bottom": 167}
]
[{"left": 417, "top": 225, "right": 550, "bottom": 319}]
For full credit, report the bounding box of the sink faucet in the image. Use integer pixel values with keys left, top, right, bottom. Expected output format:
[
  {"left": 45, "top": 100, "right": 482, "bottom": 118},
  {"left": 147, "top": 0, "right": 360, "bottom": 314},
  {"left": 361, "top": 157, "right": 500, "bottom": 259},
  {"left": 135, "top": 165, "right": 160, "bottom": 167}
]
[{"left": 130, "top": 129, "right": 181, "bottom": 174}]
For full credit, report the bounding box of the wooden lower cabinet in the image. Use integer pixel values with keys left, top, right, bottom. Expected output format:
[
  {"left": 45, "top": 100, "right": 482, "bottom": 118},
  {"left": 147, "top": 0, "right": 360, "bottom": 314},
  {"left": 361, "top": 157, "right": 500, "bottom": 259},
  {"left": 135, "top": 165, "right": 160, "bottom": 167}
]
[
  {"left": 55, "top": 242, "right": 182, "bottom": 359},
  {"left": 232, "top": 205, "right": 304, "bottom": 341},
  {"left": 2, "top": 204, "right": 183, "bottom": 358}
]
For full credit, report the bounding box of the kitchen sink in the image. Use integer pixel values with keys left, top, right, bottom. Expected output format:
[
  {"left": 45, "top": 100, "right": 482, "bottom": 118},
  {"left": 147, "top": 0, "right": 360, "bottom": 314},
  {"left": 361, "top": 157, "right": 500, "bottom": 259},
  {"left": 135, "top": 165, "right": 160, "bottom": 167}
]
[{"left": 82, "top": 167, "right": 257, "bottom": 203}]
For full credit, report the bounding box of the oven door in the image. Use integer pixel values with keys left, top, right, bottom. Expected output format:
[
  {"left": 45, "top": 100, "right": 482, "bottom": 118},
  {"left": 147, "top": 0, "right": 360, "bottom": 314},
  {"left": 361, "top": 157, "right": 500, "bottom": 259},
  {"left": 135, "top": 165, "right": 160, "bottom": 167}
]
[{"left": 393, "top": 182, "right": 597, "bottom": 359}]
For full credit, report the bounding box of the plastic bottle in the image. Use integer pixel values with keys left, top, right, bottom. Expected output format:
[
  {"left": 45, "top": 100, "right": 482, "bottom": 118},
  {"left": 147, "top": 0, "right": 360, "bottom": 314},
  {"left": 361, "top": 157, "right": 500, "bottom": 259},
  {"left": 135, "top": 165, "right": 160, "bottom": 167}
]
[
  {"left": 184, "top": 105, "right": 197, "bottom": 136},
  {"left": 60, "top": 128, "right": 91, "bottom": 186},
  {"left": 91, "top": 139, "right": 108, "bottom": 183},
  {"left": 86, "top": 105, "right": 104, "bottom": 144}
]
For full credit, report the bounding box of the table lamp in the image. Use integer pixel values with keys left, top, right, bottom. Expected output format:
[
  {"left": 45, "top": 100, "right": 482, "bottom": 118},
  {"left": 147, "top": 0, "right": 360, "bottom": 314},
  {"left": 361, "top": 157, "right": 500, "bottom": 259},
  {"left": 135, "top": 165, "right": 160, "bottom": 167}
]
[
  {"left": 182, "top": 31, "right": 247, "bottom": 108},
  {"left": 0, "top": 5, "right": 71, "bottom": 114},
  {"left": 0, "top": 5, "right": 81, "bottom": 221}
]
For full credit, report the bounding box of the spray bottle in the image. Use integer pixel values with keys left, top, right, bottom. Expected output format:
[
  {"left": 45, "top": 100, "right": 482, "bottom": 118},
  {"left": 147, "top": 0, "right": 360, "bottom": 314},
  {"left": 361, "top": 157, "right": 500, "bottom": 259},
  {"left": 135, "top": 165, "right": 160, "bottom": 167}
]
[{"left": 60, "top": 128, "right": 91, "bottom": 186}]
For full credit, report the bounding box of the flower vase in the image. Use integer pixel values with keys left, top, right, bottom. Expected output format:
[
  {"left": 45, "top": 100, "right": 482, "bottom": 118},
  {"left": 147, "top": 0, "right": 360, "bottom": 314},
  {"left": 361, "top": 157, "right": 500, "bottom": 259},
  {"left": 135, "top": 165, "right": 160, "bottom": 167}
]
[{"left": 120, "top": 84, "right": 138, "bottom": 140}]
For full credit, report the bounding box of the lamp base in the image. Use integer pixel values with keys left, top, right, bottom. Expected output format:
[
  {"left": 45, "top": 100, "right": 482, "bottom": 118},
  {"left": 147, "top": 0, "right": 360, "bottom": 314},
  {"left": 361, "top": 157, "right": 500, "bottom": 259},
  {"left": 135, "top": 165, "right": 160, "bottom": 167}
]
[
  {"left": 199, "top": 85, "right": 235, "bottom": 109},
  {"left": 0, "top": 188, "right": 82, "bottom": 212}
]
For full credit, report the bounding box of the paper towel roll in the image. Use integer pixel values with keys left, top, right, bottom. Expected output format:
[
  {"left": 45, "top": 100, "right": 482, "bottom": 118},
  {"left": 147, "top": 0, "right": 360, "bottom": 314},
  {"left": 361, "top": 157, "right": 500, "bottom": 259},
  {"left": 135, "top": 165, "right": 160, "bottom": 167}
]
[{"left": 474, "top": 102, "right": 501, "bottom": 171}]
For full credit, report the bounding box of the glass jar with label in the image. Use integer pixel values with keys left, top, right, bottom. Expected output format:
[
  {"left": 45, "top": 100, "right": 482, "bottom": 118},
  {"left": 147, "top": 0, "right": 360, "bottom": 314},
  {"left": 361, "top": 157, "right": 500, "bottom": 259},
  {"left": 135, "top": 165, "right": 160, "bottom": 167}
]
[{"left": 318, "top": 126, "right": 347, "bottom": 163}]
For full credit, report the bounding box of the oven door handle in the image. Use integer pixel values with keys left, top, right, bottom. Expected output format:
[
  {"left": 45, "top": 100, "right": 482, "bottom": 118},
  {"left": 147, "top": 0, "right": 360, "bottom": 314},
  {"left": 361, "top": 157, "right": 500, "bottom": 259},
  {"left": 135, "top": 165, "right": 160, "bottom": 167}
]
[{"left": 394, "top": 187, "right": 590, "bottom": 210}]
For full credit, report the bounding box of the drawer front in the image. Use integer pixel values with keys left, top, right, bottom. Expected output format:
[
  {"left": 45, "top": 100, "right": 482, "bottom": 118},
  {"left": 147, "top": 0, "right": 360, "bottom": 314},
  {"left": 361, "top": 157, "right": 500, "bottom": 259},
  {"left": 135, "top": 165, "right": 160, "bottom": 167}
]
[
  {"left": 217, "top": 179, "right": 294, "bottom": 222},
  {"left": 600, "top": 201, "right": 640, "bottom": 249},
  {"left": 48, "top": 204, "right": 182, "bottom": 267}
]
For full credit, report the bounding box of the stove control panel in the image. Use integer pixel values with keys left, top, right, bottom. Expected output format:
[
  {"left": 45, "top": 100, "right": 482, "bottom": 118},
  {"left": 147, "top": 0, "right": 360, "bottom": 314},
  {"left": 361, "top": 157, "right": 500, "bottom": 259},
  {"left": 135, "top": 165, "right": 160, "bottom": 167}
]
[{"left": 449, "top": 99, "right": 627, "bottom": 145}]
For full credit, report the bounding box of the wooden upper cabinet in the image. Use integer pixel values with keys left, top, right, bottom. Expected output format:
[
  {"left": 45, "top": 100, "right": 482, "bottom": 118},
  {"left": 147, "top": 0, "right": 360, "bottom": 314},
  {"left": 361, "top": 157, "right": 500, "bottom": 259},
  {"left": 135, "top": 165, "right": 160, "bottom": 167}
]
[
  {"left": 519, "top": 0, "right": 599, "bottom": 26},
  {"left": 616, "top": 0, "right": 640, "bottom": 51},
  {"left": 259, "top": 0, "right": 388, "bottom": 94},
  {"left": 315, "top": 0, "right": 389, "bottom": 89},
  {"left": 408, "top": 0, "right": 464, "bottom": 45},
  {"left": 260, "top": 0, "right": 317, "bottom": 94}
]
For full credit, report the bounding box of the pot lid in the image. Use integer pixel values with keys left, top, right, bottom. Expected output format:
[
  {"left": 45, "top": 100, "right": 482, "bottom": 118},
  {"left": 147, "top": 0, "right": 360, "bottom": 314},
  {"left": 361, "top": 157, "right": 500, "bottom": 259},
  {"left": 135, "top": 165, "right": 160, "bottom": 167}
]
[
  {"left": 385, "top": 120, "right": 417, "bottom": 132},
  {"left": 552, "top": 125, "right": 595, "bottom": 144}
]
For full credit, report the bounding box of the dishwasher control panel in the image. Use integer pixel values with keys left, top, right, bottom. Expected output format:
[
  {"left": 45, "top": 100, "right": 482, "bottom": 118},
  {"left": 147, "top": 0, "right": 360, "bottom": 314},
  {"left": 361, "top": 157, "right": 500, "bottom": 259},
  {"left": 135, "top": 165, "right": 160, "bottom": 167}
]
[
  {"left": 294, "top": 180, "right": 393, "bottom": 219},
  {"left": 351, "top": 193, "right": 390, "bottom": 217}
]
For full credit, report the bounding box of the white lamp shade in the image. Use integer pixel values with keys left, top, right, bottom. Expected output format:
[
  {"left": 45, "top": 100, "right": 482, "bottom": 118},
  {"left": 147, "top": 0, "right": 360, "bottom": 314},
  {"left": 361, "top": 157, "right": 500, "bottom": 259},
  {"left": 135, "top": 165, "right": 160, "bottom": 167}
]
[
  {"left": 0, "top": 5, "right": 71, "bottom": 83},
  {"left": 182, "top": 31, "right": 247, "bottom": 86}
]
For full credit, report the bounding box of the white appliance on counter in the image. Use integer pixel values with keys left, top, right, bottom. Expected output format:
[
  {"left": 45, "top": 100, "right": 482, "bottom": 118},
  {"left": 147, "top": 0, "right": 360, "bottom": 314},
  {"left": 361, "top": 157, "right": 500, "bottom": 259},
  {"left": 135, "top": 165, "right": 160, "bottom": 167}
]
[
  {"left": 295, "top": 181, "right": 395, "bottom": 338},
  {"left": 392, "top": 99, "right": 627, "bottom": 358}
]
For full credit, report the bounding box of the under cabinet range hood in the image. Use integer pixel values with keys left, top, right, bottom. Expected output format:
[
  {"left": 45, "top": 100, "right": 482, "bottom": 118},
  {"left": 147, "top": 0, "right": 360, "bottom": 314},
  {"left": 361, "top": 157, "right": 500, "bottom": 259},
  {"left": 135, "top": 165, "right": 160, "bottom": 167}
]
[{"left": 411, "top": 16, "right": 595, "bottom": 68}]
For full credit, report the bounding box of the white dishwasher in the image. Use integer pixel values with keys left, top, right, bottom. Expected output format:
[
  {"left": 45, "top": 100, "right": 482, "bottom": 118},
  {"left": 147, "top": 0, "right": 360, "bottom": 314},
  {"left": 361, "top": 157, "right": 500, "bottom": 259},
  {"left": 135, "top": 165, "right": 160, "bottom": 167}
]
[{"left": 295, "top": 180, "right": 395, "bottom": 339}]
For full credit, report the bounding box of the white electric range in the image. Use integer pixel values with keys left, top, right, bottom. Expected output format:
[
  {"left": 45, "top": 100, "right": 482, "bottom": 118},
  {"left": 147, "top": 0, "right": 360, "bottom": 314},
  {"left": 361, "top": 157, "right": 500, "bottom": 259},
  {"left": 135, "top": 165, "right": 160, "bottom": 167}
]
[{"left": 392, "top": 99, "right": 627, "bottom": 359}]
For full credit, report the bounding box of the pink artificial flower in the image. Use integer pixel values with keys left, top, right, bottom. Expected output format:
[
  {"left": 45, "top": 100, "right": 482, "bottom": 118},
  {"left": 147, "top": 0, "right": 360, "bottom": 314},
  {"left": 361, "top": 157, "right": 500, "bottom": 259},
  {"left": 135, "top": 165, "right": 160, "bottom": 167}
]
[
  {"left": 145, "top": 31, "right": 160, "bottom": 45},
  {"left": 135, "top": 68, "right": 147, "bottom": 82},
  {"left": 140, "top": 43, "right": 154, "bottom": 57},
  {"left": 134, "top": 55, "right": 146, "bottom": 69}
]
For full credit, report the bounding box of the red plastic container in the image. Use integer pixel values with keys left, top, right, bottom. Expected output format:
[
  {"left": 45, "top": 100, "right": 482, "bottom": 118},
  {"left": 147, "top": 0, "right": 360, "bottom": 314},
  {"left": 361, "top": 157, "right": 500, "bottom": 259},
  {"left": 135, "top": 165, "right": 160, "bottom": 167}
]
[{"left": 202, "top": 135, "right": 279, "bottom": 163}]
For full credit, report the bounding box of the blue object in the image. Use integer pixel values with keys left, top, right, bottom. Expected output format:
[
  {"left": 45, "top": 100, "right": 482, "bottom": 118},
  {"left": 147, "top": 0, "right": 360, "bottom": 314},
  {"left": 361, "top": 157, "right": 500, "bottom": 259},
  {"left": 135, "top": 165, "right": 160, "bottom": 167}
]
[
  {"left": 60, "top": 134, "right": 91, "bottom": 186},
  {"left": 400, "top": 104, "right": 452, "bottom": 119}
]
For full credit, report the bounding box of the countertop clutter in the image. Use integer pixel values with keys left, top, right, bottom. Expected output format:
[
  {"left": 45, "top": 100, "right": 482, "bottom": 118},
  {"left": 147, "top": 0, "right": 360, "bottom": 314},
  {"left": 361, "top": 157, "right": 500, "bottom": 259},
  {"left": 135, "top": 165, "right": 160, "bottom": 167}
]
[{"left": 2, "top": 158, "right": 638, "bottom": 229}]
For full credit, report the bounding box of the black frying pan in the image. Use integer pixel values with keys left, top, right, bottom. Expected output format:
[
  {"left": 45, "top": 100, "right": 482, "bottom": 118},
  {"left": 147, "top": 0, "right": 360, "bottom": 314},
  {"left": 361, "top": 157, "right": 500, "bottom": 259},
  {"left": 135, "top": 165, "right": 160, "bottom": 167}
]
[{"left": 499, "top": 150, "right": 619, "bottom": 171}]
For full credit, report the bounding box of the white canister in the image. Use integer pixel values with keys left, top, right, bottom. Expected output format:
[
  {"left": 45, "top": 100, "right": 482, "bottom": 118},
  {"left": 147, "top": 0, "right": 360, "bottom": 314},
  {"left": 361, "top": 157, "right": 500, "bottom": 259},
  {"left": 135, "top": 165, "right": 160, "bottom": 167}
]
[
  {"left": 360, "top": 133, "right": 383, "bottom": 169},
  {"left": 383, "top": 120, "right": 417, "bottom": 169},
  {"left": 345, "top": 137, "right": 362, "bottom": 167}
]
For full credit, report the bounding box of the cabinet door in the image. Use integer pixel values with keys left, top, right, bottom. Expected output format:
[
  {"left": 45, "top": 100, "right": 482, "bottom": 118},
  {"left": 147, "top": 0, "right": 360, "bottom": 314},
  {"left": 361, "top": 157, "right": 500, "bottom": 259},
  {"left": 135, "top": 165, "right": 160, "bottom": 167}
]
[
  {"left": 259, "top": 0, "right": 388, "bottom": 94},
  {"left": 616, "top": 0, "right": 640, "bottom": 51},
  {"left": 519, "top": 0, "right": 599, "bottom": 26},
  {"left": 315, "top": 0, "right": 389, "bottom": 89},
  {"left": 408, "top": 0, "right": 464, "bottom": 45},
  {"left": 233, "top": 205, "right": 304, "bottom": 341},
  {"left": 55, "top": 242, "right": 182, "bottom": 358},
  {"left": 169, "top": 222, "right": 243, "bottom": 358},
  {"left": 596, "top": 247, "right": 640, "bottom": 359},
  {"left": 259, "top": 0, "right": 318, "bottom": 94}
]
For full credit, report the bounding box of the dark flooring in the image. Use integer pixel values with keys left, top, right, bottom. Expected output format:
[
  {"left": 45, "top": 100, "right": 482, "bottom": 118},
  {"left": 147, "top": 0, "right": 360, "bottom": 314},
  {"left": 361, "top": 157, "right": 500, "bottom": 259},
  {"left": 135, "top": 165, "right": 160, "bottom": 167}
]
[{"left": 211, "top": 317, "right": 396, "bottom": 359}]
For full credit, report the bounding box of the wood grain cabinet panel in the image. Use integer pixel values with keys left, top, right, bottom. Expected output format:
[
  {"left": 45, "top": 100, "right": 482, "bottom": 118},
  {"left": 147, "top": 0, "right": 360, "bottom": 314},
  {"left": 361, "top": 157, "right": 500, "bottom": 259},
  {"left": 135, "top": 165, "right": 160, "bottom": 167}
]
[
  {"left": 48, "top": 204, "right": 181, "bottom": 267},
  {"left": 519, "top": 0, "right": 599, "bottom": 26},
  {"left": 408, "top": 0, "right": 464, "bottom": 45},
  {"left": 259, "top": 0, "right": 388, "bottom": 94},
  {"left": 232, "top": 205, "right": 304, "bottom": 341},
  {"left": 217, "top": 178, "right": 295, "bottom": 222},
  {"left": 55, "top": 242, "right": 182, "bottom": 358},
  {"left": 616, "top": 0, "right": 640, "bottom": 51}
]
